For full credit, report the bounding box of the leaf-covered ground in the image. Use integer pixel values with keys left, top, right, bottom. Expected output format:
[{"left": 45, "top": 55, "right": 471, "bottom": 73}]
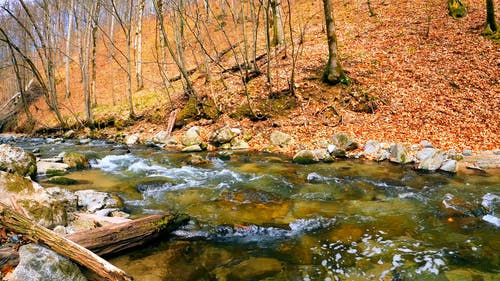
[{"left": 24, "top": 0, "right": 500, "bottom": 153}]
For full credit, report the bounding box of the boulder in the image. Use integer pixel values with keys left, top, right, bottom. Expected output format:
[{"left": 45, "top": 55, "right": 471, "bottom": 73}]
[
  {"left": 182, "top": 145, "right": 203, "bottom": 152},
  {"left": 230, "top": 138, "right": 249, "bottom": 150},
  {"left": 11, "top": 244, "right": 87, "bottom": 281},
  {"left": 331, "top": 133, "right": 359, "bottom": 151},
  {"left": 151, "top": 130, "right": 171, "bottom": 144},
  {"left": 418, "top": 150, "right": 446, "bottom": 171},
  {"left": 440, "top": 159, "right": 458, "bottom": 173},
  {"left": 416, "top": 148, "right": 437, "bottom": 162},
  {"left": 0, "top": 144, "right": 37, "bottom": 179},
  {"left": 364, "top": 140, "right": 380, "bottom": 155},
  {"left": 389, "top": 143, "right": 413, "bottom": 164},
  {"left": 419, "top": 140, "right": 434, "bottom": 148},
  {"left": 270, "top": 131, "right": 293, "bottom": 147},
  {"left": 312, "top": 149, "right": 329, "bottom": 161},
  {"left": 74, "top": 190, "right": 123, "bottom": 213},
  {"left": 36, "top": 161, "right": 70, "bottom": 175},
  {"left": 63, "top": 130, "right": 76, "bottom": 139},
  {"left": 63, "top": 152, "right": 90, "bottom": 170},
  {"left": 211, "top": 127, "right": 241, "bottom": 145},
  {"left": 0, "top": 172, "right": 76, "bottom": 228},
  {"left": 182, "top": 126, "right": 203, "bottom": 147},
  {"left": 124, "top": 134, "right": 140, "bottom": 145},
  {"left": 293, "top": 150, "right": 319, "bottom": 164}
]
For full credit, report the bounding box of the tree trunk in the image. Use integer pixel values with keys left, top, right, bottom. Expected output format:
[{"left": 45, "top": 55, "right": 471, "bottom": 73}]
[
  {"left": 270, "top": 0, "right": 285, "bottom": 46},
  {"left": 65, "top": 0, "right": 74, "bottom": 99},
  {"left": 0, "top": 213, "right": 187, "bottom": 269},
  {"left": 91, "top": 0, "right": 101, "bottom": 108},
  {"left": 0, "top": 202, "right": 133, "bottom": 281},
  {"left": 322, "top": 0, "right": 345, "bottom": 85},
  {"left": 486, "top": 0, "right": 497, "bottom": 32},
  {"left": 135, "top": 0, "right": 145, "bottom": 90},
  {"left": 65, "top": 213, "right": 187, "bottom": 256}
]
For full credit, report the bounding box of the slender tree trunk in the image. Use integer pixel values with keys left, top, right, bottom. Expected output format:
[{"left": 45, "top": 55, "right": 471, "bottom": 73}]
[
  {"left": 65, "top": 0, "right": 74, "bottom": 99},
  {"left": 109, "top": 14, "right": 117, "bottom": 105},
  {"left": 156, "top": 0, "right": 171, "bottom": 89},
  {"left": 91, "top": 0, "right": 101, "bottom": 108},
  {"left": 135, "top": 0, "right": 145, "bottom": 90},
  {"left": 322, "top": 0, "right": 345, "bottom": 85},
  {"left": 154, "top": 0, "right": 196, "bottom": 99},
  {"left": 270, "top": 0, "right": 284, "bottom": 46}
]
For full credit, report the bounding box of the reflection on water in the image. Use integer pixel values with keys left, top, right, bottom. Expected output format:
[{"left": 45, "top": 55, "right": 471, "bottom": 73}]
[{"left": 4, "top": 137, "right": 499, "bottom": 280}]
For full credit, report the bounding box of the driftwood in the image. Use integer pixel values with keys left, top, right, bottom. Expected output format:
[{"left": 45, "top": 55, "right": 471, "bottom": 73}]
[
  {"left": 65, "top": 213, "right": 187, "bottom": 256},
  {"left": 0, "top": 202, "right": 133, "bottom": 281},
  {"left": 0, "top": 210, "right": 187, "bottom": 277}
]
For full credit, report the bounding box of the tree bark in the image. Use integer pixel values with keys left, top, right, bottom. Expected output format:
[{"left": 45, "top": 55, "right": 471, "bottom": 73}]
[
  {"left": 0, "top": 202, "right": 133, "bottom": 281},
  {"left": 65, "top": 213, "right": 187, "bottom": 256},
  {"left": 322, "top": 0, "right": 345, "bottom": 85},
  {"left": 486, "top": 0, "right": 497, "bottom": 32},
  {"left": 135, "top": 0, "right": 145, "bottom": 90},
  {"left": 270, "top": 0, "right": 285, "bottom": 46},
  {"left": 65, "top": 0, "right": 75, "bottom": 99}
]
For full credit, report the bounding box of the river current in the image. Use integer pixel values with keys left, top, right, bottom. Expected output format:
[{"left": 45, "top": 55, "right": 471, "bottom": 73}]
[{"left": 3, "top": 137, "right": 499, "bottom": 280}]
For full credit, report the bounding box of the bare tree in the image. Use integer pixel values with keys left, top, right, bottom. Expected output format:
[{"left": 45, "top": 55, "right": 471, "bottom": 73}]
[
  {"left": 322, "top": 0, "right": 346, "bottom": 85},
  {"left": 65, "top": 0, "right": 75, "bottom": 98},
  {"left": 270, "top": 0, "right": 284, "bottom": 46},
  {"left": 111, "top": 0, "right": 136, "bottom": 118},
  {"left": 135, "top": 0, "right": 145, "bottom": 90}
]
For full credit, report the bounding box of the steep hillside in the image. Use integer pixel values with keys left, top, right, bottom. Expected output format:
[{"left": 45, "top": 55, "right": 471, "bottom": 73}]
[{"left": 14, "top": 0, "right": 500, "bottom": 151}]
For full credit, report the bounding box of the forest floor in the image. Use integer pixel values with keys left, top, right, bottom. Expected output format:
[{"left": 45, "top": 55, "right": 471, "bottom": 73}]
[{"left": 17, "top": 0, "right": 500, "bottom": 154}]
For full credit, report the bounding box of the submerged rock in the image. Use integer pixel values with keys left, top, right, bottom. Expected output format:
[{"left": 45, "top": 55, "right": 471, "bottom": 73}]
[
  {"left": 293, "top": 150, "right": 319, "bottom": 164},
  {"left": 215, "top": 257, "right": 283, "bottom": 280},
  {"left": 11, "top": 244, "right": 87, "bottom": 281},
  {"left": 0, "top": 144, "right": 37, "bottom": 179},
  {"left": 270, "top": 131, "right": 293, "bottom": 147}
]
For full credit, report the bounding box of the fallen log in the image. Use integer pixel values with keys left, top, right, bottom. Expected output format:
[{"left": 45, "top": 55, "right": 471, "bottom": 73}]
[
  {"left": 65, "top": 212, "right": 188, "bottom": 256},
  {"left": 0, "top": 212, "right": 188, "bottom": 272},
  {"left": 0, "top": 202, "right": 133, "bottom": 281}
]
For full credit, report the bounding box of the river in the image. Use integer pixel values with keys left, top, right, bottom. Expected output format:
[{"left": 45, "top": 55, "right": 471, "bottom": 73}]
[{"left": 4, "top": 136, "right": 500, "bottom": 280}]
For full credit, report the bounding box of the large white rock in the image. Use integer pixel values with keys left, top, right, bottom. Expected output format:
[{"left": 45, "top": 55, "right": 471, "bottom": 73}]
[{"left": 11, "top": 244, "right": 87, "bottom": 281}]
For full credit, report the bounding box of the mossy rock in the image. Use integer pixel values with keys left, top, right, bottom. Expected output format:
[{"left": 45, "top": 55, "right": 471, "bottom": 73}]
[
  {"left": 292, "top": 150, "right": 320, "bottom": 164},
  {"left": 19, "top": 199, "right": 68, "bottom": 228},
  {"left": 0, "top": 144, "right": 37, "bottom": 179},
  {"left": 175, "top": 97, "right": 220, "bottom": 127},
  {"left": 46, "top": 177, "right": 80, "bottom": 186},
  {"left": 448, "top": 0, "right": 467, "bottom": 18},
  {"left": 45, "top": 169, "right": 67, "bottom": 177},
  {"left": 63, "top": 152, "right": 90, "bottom": 170},
  {"left": 0, "top": 171, "right": 36, "bottom": 194}
]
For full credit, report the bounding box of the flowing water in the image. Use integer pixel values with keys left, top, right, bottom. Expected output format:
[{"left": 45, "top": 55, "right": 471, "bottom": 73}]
[{"left": 3, "top": 137, "right": 500, "bottom": 280}]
